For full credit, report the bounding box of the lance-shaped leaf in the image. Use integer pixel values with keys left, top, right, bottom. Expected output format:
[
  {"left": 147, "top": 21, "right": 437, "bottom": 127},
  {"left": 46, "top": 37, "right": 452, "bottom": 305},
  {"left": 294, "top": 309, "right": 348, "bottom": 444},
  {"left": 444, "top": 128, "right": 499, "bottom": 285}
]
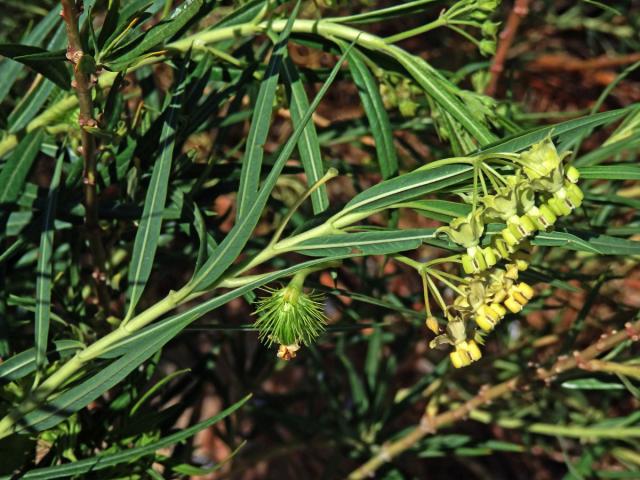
[
  {"left": 294, "top": 228, "right": 437, "bottom": 256},
  {"left": 0, "top": 129, "right": 45, "bottom": 205},
  {"left": 35, "top": 152, "right": 64, "bottom": 371},
  {"left": 236, "top": 1, "right": 301, "bottom": 220},
  {"left": 282, "top": 55, "right": 329, "bottom": 213},
  {"left": 340, "top": 43, "right": 397, "bottom": 178},
  {"left": 390, "top": 46, "right": 496, "bottom": 146},
  {"left": 189, "top": 38, "right": 351, "bottom": 292},
  {"left": 124, "top": 62, "right": 187, "bottom": 320},
  {"left": 0, "top": 7, "right": 61, "bottom": 103},
  {"left": 480, "top": 108, "right": 631, "bottom": 154},
  {"left": 3, "top": 396, "right": 250, "bottom": 480},
  {"left": 105, "top": 0, "right": 203, "bottom": 70},
  {"left": 338, "top": 163, "right": 473, "bottom": 216}
]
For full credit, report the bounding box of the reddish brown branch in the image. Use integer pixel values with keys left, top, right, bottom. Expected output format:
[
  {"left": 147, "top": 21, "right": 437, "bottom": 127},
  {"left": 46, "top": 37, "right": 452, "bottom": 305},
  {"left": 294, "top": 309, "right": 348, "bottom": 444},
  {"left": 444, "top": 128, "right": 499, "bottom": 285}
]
[
  {"left": 485, "top": 0, "right": 530, "bottom": 97},
  {"left": 348, "top": 318, "right": 640, "bottom": 479},
  {"left": 60, "top": 0, "right": 110, "bottom": 310},
  {"left": 527, "top": 52, "right": 640, "bottom": 72}
]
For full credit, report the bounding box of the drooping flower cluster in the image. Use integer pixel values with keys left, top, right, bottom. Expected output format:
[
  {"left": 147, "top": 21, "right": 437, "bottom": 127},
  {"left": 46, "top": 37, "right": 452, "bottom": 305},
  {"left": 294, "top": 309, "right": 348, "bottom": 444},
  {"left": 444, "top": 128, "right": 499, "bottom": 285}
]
[{"left": 431, "top": 138, "right": 583, "bottom": 367}]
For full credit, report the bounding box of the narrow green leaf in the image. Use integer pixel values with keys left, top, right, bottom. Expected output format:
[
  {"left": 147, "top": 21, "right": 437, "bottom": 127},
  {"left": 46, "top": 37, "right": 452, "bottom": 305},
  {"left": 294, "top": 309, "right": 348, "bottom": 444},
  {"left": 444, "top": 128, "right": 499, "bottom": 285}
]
[
  {"left": 7, "top": 79, "right": 58, "bottom": 133},
  {"left": 105, "top": 0, "right": 203, "bottom": 70},
  {"left": 390, "top": 46, "right": 496, "bottom": 145},
  {"left": 342, "top": 44, "right": 397, "bottom": 178},
  {"left": 125, "top": 62, "right": 187, "bottom": 320},
  {"left": 190, "top": 36, "right": 350, "bottom": 292},
  {"left": 130, "top": 368, "right": 190, "bottom": 415},
  {"left": 34, "top": 152, "right": 64, "bottom": 370},
  {"left": 533, "top": 230, "right": 640, "bottom": 255},
  {"left": 0, "top": 44, "right": 69, "bottom": 89},
  {"left": 294, "top": 228, "right": 436, "bottom": 256},
  {"left": 0, "top": 342, "right": 83, "bottom": 386},
  {"left": 576, "top": 136, "right": 640, "bottom": 167},
  {"left": 562, "top": 378, "right": 626, "bottom": 390},
  {"left": 282, "top": 55, "right": 329, "bottom": 213},
  {"left": 0, "top": 129, "right": 45, "bottom": 205},
  {"left": 364, "top": 326, "right": 382, "bottom": 390},
  {"left": 328, "top": 0, "right": 437, "bottom": 24},
  {"left": 403, "top": 199, "right": 471, "bottom": 222},
  {"left": 578, "top": 164, "right": 640, "bottom": 180},
  {"left": 480, "top": 108, "right": 631, "bottom": 154},
  {"left": 340, "top": 164, "right": 473, "bottom": 215},
  {"left": 212, "top": 0, "right": 267, "bottom": 29},
  {"left": 236, "top": 1, "right": 301, "bottom": 220},
  {"left": 8, "top": 396, "right": 250, "bottom": 480},
  {"left": 0, "top": 7, "right": 61, "bottom": 103}
]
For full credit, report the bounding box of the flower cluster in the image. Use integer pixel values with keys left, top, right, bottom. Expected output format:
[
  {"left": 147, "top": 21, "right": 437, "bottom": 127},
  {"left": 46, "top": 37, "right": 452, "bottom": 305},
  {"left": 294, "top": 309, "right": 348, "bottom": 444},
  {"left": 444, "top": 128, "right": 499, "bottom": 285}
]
[{"left": 431, "top": 139, "right": 583, "bottom": 367}]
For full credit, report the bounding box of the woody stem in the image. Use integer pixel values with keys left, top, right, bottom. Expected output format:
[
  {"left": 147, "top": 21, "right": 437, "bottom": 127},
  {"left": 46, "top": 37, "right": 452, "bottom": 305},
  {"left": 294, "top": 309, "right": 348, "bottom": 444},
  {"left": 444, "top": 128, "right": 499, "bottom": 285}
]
[{"left": 60, "top": 0, "right": 109, "bottom": 310}]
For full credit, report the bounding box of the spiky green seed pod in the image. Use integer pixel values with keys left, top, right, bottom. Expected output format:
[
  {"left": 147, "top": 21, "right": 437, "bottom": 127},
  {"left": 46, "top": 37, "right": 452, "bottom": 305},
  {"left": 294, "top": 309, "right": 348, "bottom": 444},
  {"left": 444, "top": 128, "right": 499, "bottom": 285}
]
[{"left": 254, "top": 282, "right": 327, "bottom": 350}]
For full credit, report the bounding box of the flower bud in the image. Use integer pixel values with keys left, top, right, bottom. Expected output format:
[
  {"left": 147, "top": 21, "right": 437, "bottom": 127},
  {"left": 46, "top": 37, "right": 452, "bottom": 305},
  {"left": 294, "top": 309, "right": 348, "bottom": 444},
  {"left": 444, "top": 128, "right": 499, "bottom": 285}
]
[
  {"left": 565, "top": 165, "right": 580, "bottom": 183},
  {"left": 516, "top": 282, "right": 534, "bottom": 300},
  {"left": 482, "top": 246, "right": 497, "bottom": 268},
  {"left": 426, "top": 315, "right": 440, "bottom": 334},
  {"left": 462, "top": 254, "right": 477, "bottom": 274},
  {"left": 565, "top": 183, "right": 584, "bottom": 208},
  {"left": 493, "top": 238, "right": 511, "bottom": 259},
  {"left": 502, "top": 227, "right": 520, "bottom": 246},
  {"left": 450, "top": 350, "right": 468, "bottom": 368},
  {"left": 399, "top": 99, "right": 418, "bottom": 117},
  {"left": 547, "top": 197, "right": 571, "bottom": 216},
  {"left": 467, "top": 340, "right": 482, "bottom": 361},
  {"left": 481, "top": 20, "right": 500, "bottom": 38},
  {"left": 479, "top": 39, "right": 496, "bottom": 56},
  {"left": 504, "top": 296, "right": 523, "bottom": 313}
]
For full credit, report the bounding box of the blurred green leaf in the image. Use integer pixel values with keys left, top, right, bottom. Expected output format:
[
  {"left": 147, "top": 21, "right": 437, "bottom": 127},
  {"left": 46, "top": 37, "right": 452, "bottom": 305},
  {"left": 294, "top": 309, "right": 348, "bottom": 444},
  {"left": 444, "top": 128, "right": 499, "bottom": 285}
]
[{"left": 34, "top": 151, "right": 64, "bottom": 371}]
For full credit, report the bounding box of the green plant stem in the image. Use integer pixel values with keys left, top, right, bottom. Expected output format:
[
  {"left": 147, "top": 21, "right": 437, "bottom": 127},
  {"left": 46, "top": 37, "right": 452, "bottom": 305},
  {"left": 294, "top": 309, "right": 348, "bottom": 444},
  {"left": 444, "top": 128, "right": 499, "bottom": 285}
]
[
  {"left": 0, "top": 202, "right": 372, "bottom": 438},
  {"left": 347, "top": 318, "right": 640, "bottom": 479},
  {"left": 582, "top": 359, "right": 640, "bottom": 380},
  {"left": 268, "top": 168, "right": 338, "bottom": 247},
  {"left": 384, "top": 17, "right": 447, "bottom": 44},
  {"left": 0, "top": 16, "right": 484, "bottom": 157}
]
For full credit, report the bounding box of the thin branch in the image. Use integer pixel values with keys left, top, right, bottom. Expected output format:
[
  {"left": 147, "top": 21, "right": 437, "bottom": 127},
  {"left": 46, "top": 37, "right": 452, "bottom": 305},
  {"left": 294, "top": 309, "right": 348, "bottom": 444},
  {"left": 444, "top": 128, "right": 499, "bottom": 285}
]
[
  {"left": 60, "top": 0, "right": 110, "bottom": 310},
  {"left": 485, "top": 0, "right": 530, "bottom": 97},
  {"left": 348, "top": 318, "right": 640, "bottom": 479}
]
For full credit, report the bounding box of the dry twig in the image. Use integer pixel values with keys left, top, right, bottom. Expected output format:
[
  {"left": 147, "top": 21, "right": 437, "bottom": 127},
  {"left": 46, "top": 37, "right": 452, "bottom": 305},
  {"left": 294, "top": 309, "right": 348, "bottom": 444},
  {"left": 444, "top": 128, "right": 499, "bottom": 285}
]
[
  {"left": 348, "top": 318, "right": 640, "bottom": 479},
  {"left": 486, "top": 0, "right": 530, "bottom": 97}
]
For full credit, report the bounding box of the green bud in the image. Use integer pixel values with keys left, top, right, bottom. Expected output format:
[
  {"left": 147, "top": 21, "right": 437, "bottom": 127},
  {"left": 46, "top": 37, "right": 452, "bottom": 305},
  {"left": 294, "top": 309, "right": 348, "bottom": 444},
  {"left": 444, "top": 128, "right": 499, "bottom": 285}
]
[
  {"left": 398, "top": 99, "right": 418, "bottom": 117},
  {"left": 477, "top": 0, "right": 501, "bottom": 11},
  {"left": 479, "top": 39, "right": 496, "bottom": 56},
  {"left": 482, "top": 246, "right": 497, "bottom": 268},
  {"left": 501, "top": 227, "right": 520, "bottom": 247},
  {"left": 547, "top": 197, "right": 571, "bottom": 216},
  {"left": 566, "top": 183, "right": 584, "bottom": 208},
  {"left": 566, "top": 165, "right": 580, "bottom": 183},
  {"left": 462, "top": 254, "right": 477, "bottom": 274},
  {"left": 482, "top": 20, "right": 500, "bottom": 38}
]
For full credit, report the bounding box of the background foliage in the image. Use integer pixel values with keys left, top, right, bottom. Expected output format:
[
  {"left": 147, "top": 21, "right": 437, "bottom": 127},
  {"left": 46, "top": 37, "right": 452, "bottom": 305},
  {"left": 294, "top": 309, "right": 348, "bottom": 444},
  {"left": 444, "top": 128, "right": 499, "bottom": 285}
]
[{"left": 1, "top": 0, "right": 639, "bottom": 478}]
